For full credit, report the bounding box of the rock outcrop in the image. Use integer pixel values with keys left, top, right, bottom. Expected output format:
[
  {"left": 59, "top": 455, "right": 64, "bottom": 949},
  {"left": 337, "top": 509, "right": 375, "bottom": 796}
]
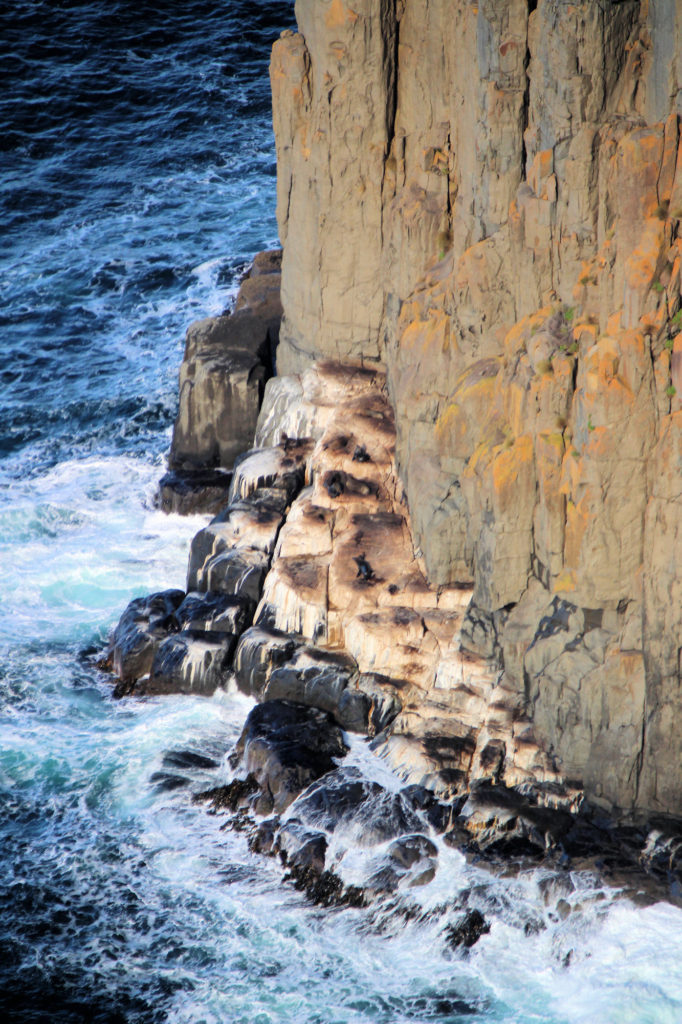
[
  {"left": 162, "top": 250, "right": 283, "bottom": 511},
  {"left": 268, "top": 0, "right": 682, "bottom": 820}
]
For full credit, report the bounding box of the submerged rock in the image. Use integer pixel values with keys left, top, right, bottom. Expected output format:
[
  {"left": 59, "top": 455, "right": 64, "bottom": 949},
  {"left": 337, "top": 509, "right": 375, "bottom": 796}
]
[{"left": 444, "top": 909, "right": 490, "bottom": 950}]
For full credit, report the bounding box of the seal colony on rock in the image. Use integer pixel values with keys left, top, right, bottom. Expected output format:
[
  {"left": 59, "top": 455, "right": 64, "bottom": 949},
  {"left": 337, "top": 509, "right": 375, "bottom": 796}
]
[{"left": 107, "top": 0, "right": 682, "bottom": 900}]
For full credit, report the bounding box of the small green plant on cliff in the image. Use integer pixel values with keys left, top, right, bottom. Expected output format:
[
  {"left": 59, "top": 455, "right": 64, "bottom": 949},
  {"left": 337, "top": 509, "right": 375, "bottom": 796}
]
[
  {"left": 652, "top": 280, "right": 665, "bottom": 294},
  {"left": 654, "top": 200, "right": 670, "bottom": 221},
  {"left": 667, "top": 384, "right": 677, "bottom": 398},
  {"left": 587, "top": 415, "right": 596, "bottom": 432},
  {"left": 672, "top": 309, "right": 682, "bottom": 329},
  {"left": 535, "top": 358, "right": 553, "bottom": 376},
  {"left": 567, "top": 340, "right": 579, "bottom": 355},
  {"left": 664, "top": 337, "right": 674, "bottom": 352},
  {"left": 563, "top": 306, "right": 575, "bottom": 324}
]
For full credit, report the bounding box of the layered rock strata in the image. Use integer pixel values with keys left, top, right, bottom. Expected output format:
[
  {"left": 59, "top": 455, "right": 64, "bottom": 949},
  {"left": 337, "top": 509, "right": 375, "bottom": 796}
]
[{"left": 269, "top": 0, "right": 682, "bottom": 819}]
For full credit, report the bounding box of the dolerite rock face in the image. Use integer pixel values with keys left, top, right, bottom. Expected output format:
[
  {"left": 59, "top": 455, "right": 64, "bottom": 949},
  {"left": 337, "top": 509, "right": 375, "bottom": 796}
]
[
  {"left": 230, "top": 699, "right": 348, "bottom": 814},
  {"left": 269, "top": 1, "right": 682, "bottom": 819},
  {"left": 169, "top": 250, "right": 282, "bottom": 473},
  {"left": 110, "top": 589, "right": 185, "bottom": 689}
]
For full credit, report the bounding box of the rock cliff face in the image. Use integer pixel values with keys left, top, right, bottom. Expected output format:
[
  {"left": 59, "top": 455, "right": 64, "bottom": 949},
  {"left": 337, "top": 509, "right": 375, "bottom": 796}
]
[{"left": 270, "top": 0, "right": 682, "bottom": 818}]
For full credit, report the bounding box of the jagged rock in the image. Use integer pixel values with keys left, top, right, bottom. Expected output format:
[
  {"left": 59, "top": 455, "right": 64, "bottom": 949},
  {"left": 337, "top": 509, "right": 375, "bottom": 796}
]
[
  {"left": 110, "top": 589, "right": 185, "bottom": 687},
  {"left": 234, "top": 625, "right": 399, "bottom": 735},
  {"left": 156, "top": 468, "right": 233, "bottom": 515},
  {"left": 337, "top": 673, "right": 403, "bottom": 736},
  {"left": 234, "top": 625, "right": 301, "bottom": 698},
  {"left": 169, "top": 311, "right": 273, "bottom": 471},
  {"left": 230, "top": 700, "right": 348, "bottom": 814},
  {"left": 139, "top": 630, "right": 236, "bottom": 696},
  {"left": 458, "top": 782, "right": 575, "bottom": 857}
]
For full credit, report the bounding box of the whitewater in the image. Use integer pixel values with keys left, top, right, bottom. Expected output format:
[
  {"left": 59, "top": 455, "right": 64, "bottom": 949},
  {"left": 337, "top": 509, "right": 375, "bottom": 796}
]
[{"left": 2, "top": 2, "right": 682, "bottom": 1021}]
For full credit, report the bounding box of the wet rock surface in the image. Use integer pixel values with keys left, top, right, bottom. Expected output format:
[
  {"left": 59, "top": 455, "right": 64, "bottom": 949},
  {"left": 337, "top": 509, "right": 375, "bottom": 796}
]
[
  {"left": 229, "top": 699, "right": 348, "bottom": 815},
  {"left": 110, "top": 589, "right": 185, "bottom": 692},
  {"left": 156, "top": 468, "right": 233, "bottom": 515}
]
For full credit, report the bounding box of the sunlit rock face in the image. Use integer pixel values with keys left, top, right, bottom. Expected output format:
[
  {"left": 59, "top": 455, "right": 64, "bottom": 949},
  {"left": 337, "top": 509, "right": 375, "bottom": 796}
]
[{"left": 269, "top": 0, "right": 682, "bottom": 817}]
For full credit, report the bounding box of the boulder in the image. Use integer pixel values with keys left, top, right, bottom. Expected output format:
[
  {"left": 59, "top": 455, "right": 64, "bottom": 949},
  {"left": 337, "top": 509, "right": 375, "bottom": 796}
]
[
  {"left": 110, "top": 589, "right": 185, "bottom": 687},
  {"left": 230, "top": 700, "right": 348, "bottom": 814},
  {"left": 444, "top": 910, "right": 490, "bottom": 950},
  {"left": 287, "top": 766, "right": 423, "bottom": 846},
  {"left": 140, "top": 630, "right": 237, "bottom": 696}
]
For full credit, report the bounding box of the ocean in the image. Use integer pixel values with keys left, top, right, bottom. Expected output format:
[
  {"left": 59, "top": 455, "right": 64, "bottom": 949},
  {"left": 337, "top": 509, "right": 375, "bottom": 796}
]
[{"left": 2, "top": 2, "right": 682, "bottom": 1021}]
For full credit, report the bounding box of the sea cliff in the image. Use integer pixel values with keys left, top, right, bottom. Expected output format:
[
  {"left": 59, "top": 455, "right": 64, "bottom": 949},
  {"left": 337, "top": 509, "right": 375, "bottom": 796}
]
[{"left": 111, "top": 0, "right": 682, "bottom": 850}]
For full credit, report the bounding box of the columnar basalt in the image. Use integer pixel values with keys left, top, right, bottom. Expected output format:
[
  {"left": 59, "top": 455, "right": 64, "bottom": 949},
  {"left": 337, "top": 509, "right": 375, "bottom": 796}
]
[{"left": 270, "top": 0, "right": 682, "bottom": 818}]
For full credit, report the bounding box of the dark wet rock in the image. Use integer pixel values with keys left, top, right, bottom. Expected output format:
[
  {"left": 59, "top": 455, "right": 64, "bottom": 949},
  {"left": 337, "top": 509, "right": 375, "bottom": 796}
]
[
  {"left": 264, "top": 645, "right": 358, "bottom": 718},
  {"left": 173, "top": 591, "right": 253, "bottom": 636},
  {"left": 342, "top": 673, "right": 403, "bottom": 735},
  {"left": 156, "top": 468, "right": 233, "bottom": 515},
  {"left": 288, "top": 766, "right": 423, "bottom": 845},
  {"left": 195, "top": 774, "right": 260, "bottom": 813},
  {"left": 249, "top": 816, "right": 279, "bottom": 856},
  {"left": 234, "top": 625, "right": 301, "bottom": 698},
  {"left": 387, "top": 833, "right": 438, "bottom": 869},
  {"left": 162, "top": 749, "right": 219, "bottom": 771},
  {"left": 459, "top": 782, "right": 575, "bottom": 857},
  {"left": 186, "top": 495, "right": 285, "bottom": 593},
  {"left": 110, "top": 589, "right": 185, "bottom": 687},
  {"left": 150, "top": 772, "right": 190, "bottom": 792},
  {"left": 231, "top": 700, "right": 348, "bottom": 815},
  {"left": 286, "top": 865, "right": 365, "bottom": 908},
  {"left": 365, "top": 833, "right": 439, "bottom": 894},
  {"left": 139, "top": 630, "right": 236, "bottom": 696},
  {"left": 444, "top": 909, "right": 490, "bottom": 950},
  {"left": 400, "top": 784, "right": 457, "bottom": 834},
  {"left": 234, "top": 626, "right": 392, "bottom": 736},
  {"left": 276, "top": 820, "right": 328, "bottom": 874},
  {"left": 191, "top": 546, "right": 270, "bottom": 602}
]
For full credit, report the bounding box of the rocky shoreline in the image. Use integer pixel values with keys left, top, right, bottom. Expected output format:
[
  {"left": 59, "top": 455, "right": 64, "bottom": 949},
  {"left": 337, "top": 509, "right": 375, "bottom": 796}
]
[{"left": 102, "top": 255, "right": 682, "bottom": 911}]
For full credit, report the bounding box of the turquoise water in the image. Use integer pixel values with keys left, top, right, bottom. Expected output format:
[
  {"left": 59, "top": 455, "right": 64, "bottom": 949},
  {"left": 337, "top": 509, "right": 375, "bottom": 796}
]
[{"left": 3, "top": 2, "right": 682, "bottom": 1021}]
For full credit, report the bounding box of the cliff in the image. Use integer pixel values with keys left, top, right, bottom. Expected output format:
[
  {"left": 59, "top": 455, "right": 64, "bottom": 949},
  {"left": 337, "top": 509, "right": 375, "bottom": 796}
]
[{"left": 269, "top": 0, "right": 682, "bottom": 819}]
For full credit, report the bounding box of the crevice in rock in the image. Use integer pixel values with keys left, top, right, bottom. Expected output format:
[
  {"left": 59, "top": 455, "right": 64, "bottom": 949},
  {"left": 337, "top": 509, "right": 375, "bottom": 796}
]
[{"left": 520, "top": 0, "right": 536, "bottom": 181}]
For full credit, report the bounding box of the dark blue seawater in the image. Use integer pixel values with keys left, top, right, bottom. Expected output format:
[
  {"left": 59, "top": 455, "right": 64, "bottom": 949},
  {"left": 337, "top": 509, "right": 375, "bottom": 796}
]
[{"left": 2, "top": 2, "right": 682, "bottom": 1022}]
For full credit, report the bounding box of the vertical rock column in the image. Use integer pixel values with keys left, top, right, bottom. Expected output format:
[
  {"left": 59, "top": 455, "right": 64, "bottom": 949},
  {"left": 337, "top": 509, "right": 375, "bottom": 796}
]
[{"left": 270, "top": 0, "right": 397, "bottom": 372}]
